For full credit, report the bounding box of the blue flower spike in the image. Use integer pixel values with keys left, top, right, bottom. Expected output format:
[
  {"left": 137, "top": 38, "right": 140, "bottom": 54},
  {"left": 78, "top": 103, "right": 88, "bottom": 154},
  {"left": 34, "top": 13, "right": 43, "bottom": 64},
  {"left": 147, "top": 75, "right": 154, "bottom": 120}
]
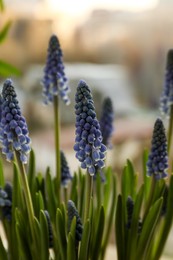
[
  {"left": 100, "top": 97, "right": 114, "bottom": 147},
  {"left": 147, "top": 118, "right": 168, "bottom": 180},
  {"left": 68, "top": 200, "right": 83, "bottom": 242},
  {"left": 160, "top": 49, "right": 173, "bottom": 117},
  {"left": 61, "top": 150, "right": 72, "bottom": 186},
  {"left": 74, "top": 80, "right": 107, "bottom": 176},
  {"left": 42, "top": 34, "right": 70, "bottom": 105},
  {"left": 0, "top": 79, "right": 31, "bottom": 164}
]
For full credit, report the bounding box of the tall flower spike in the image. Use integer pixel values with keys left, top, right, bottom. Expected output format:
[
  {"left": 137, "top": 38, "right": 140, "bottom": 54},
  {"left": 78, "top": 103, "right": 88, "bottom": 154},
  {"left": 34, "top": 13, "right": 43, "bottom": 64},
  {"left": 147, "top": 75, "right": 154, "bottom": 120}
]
[
  {"left": 126, "top": 196, "right": 134, "bottom": 229},
  {"left": 147, "top": 118, "right": 168, "bottom": 180},
  {"left": 42, "top": 34, "right": 70, "bottom": 105},
  {"left": 61, "top": 150, "right": 72, "bottom": 186},
  {"left": 0, "top": 79, "right": 31, "bottom": 163},
  {"left": 68, "top": 200, "right": 83, "bottom": 242},
  {"left": 160, "top": 49, "right": 173, "bottom": 116},
  {"left": 99, "top": 97, "right": 114, "bottom": 147},
  {"left": 74, "top": 80, "right": 107, "bottom": 176}
]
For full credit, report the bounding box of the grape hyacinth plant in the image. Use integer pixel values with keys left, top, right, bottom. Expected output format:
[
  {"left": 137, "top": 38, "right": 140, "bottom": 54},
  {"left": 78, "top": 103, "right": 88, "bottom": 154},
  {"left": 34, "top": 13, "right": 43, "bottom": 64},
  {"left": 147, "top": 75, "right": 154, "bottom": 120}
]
[
  {"left": 42, "top": 35, "right": 71, "bottom": 203},
  {"left": 1, "top": 33, "right": 173, "bottom": 260},
  {"left": 100, "top": 97, "right": 114, "bottom": 148}
]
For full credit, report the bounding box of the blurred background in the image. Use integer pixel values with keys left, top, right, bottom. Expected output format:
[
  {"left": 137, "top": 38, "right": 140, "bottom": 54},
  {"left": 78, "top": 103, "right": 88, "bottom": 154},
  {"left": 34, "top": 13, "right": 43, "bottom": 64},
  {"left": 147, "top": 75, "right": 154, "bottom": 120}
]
[
  {"left": 1, "top": 0, "right": 173, "bottom": 258},
  {"left": 0, "top": 0, "right": 172, "bottom": 177}
]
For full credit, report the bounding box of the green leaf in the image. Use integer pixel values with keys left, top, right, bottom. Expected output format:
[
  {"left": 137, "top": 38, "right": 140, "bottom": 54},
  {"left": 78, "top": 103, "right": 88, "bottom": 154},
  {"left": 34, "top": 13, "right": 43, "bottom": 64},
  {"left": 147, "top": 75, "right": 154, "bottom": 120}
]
[
  {"left": 91, "top": 206, "right": 105, "bottom": 260},
  {"left": 103, "top": 167, "right": 113, "bottom": 213},
  {"left": 127, "top": 185, "right": 144, "bottom": 260},
  {"left": 79, "top": 173, "right": 86, "bottom": 220},
  {"left": 67, "top": 232, "right": 77, "bottom": 260},
  {"left": 136, "top": 197, "right": 163, "bottom": 260},
  {"left": 0, "top": 236, "right": 8, "bottom": 260},
  {"left": 0, "top": 60, "right": 21, "bottom": 77},
  {"left": 40, "top": 210, "right": 49, "bottom": 260},
  {"left": 152, "top": 175, "right": 173, "bottom": 259},
  {"left": 115, "top": 195, "right": 125, "bottom": 260},
  {"left": 45, "top": 168, "right": 57, "bottom": 223},
  {"left": 121, "top": 160, "right": 137, "bottom": 205},
  {"left": 0, "top": 157, "right": 5, "bottom": 187},
  {"left": 101, "top": 175, "right": 116, "bottom": 259},
  {"left": 0, "top": 0, "right": 4, "bottom": 11},
  {"left": 56, "top": 208, "right": 67, "bottom": 260},
  {"left": 142, "top": 149, "right": 151, "bottom": 203},
  {"left": 0, "top": 21, "right": 12, "bottom": 43},
  {"left": 70, "top": 172, "right": 78, "bottom": 206},
  {"left": 67, "top": 217, "right": 77, "bottom": 260},
  {"left": 15, "top": 209, "right": 32, "bottom": 260},
  {"left": 79, "top": 219, "right": 90, "bottom": 260},
  {"left": 35, "top": 191, "right": 45, "bottom": 218}
]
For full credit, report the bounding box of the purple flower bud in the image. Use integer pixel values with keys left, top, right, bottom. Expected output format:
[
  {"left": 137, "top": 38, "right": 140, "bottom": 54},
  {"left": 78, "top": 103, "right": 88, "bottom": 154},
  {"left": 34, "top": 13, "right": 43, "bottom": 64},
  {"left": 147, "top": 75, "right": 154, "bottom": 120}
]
[
  {"left": 147, "top": 118, "right": 168, "bottom": 180},
  {"left": 160, "top": 50, "right": 173, "bottom": 116},
  {"left": 61, "top": 151, "right": 72, "bottom": 186},
  {"left": 100, "top": 97, "right": 114, "bottom": 147}
]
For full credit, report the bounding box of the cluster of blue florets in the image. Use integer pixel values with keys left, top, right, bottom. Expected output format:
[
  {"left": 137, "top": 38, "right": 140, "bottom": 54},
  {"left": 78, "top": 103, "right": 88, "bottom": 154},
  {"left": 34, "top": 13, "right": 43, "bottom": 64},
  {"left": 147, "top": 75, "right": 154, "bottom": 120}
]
[
  {"left": 147, "top": 118, "right": 168, "bottom": 180},
  {"left": 42, "top": 35, "right": 70, "bottom": 105},
  {"left": 44, "top": 210, "right": 53, "bottom": 248},
  {"left": 74, "top": 80, "right": 107, "bottom": 176},
  {"left": 100, "top": 97, "right": 114, "bottom": 147},
  {"left": 68, "top": 200, "right": 83, "bottom": 242},
  {"left": 61, "top": 150, "right": 72, "bottom": 186},
  {"left": 0, "top": 183, "right": 12, "bottom": 221},
  {"left": 0, "top": 79, "right": 31, "bottom": 163},
  {"left": 160, "top": 49, "right": 173, "bottom": 117}
]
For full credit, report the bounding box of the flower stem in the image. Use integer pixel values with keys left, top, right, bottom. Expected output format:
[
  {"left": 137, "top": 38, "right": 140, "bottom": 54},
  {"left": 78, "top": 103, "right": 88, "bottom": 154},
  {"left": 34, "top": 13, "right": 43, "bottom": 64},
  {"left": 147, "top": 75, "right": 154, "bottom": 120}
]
[
  {"left": 84, "top": 173, "right": 93, "bottom": 222},
  {"left": 168, "top": 104, "right": 173, "bottom": 154},
  {"left": 14, "top": 152, "right": 35, "bottom": 242},
  {"left": 143, "top": 177, "right": 156, "bottom": 220},
  {"left": 53, "top": 95, "right": 61, "bottom": 204}
]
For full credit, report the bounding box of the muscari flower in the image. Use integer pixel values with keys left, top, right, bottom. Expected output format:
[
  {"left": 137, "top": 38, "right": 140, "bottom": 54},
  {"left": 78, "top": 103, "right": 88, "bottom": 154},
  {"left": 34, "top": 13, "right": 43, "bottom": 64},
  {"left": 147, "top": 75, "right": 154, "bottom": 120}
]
[
  {"left": 42, "top": 34, "right": 70, "bottom": 105},
  {"left": 0, "top": 79, "right": 31, "bottom": 163},
  {"left": 44, "top": 210, "right": 53, "bottom": 248},
  {"left": 147, "top": 118, "right": 168, "bottom": 180},
  {"left": 74, "top": 80, "right": 107, "bottom": 176},
  {"left": 160, "top": 49, "right": 173, "bottom": 116},
  {"left": 0, "top": 183, "right": 12, "bottom": 221},
  {"left": 100, "top": 97, "right": 114, "bottom": 148},
  {"left": 68, "top": 200, "right": 83, "bottom": 242},
  {"left": 61, "top": 150, "right": 72, "bottom": 186},
  {"left": 2, "top": 182, "right": 12, "bottom": 221},
  {"left": 126, "top": 196, "right": 134, "bottom": 229}
]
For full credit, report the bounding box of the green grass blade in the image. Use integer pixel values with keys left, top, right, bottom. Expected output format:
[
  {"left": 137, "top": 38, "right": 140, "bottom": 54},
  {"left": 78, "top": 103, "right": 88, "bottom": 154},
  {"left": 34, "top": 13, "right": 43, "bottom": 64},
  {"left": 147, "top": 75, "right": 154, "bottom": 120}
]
[
  {"left": 56, "top": 208, "right": 67, "bottom": 260},
  {"left": 0, "top": 60, "right": 21, "bottom": 77},
  {"left": 136, "top": 198, "right": 163, "bottom": 260},
  {"left": 79, "top": 219, "right": 90, "bottom": 260},
  {"left": 152, "top": 175, "right": 173, "bottom": 260},
  {"left": 0, "top": 157, "right": 4, "bottom": 187},
  {"left": 115, "top": 194, "right": 125, "bottom": 260},
  {"left": 0, "top": 21, "right": 12, "bottom": 43},
  {"left": 0, "top": 236, "right": 8, "bottom": 260},
  {"left": 40, "top": 210, "right": 49, "bottom": 260}
]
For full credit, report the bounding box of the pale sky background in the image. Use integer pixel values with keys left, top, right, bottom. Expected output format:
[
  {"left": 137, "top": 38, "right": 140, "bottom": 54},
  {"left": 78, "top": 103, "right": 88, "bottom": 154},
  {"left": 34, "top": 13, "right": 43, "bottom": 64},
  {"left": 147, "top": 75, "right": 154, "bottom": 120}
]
[
  {"left": 47, "top": 0, "right": 159, "bottom": 15},
  {"left": 6, "top": 0, "right": 159, "bottom": 16}
]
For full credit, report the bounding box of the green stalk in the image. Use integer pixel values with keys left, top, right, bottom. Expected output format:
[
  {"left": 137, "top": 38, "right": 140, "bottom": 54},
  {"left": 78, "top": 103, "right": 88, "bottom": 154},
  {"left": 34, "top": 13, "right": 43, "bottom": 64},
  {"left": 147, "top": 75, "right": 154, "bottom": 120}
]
[
  {"left": 63, "top": 186, "right": 68, "bottom": 205},
  {"left": 167, "top": 104, "right": 173, "bottom": 154},
  {"left": 53, "top": 95, "right": 61, "bottom": 204},
  {"left": 14, "top": 152, "right": 35, "bottom": 244},
  {"left": 143, "top": 177, "right": 156, "bottom": 220},
  {"left": 84, "top": 173, "right": 93, "bottom": 222}
]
